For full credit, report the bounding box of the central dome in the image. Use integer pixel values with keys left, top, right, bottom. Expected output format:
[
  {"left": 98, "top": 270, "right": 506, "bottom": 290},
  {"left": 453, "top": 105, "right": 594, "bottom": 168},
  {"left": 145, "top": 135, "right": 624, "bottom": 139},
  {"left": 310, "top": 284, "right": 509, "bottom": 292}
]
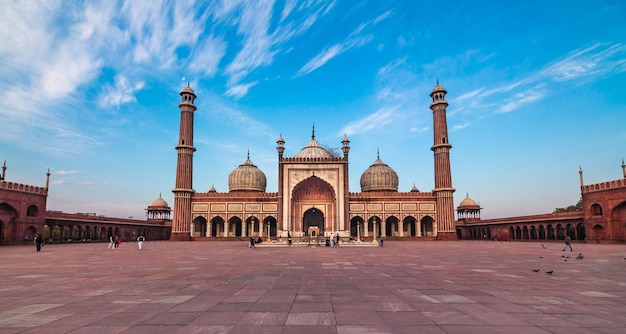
[
  {"left": 294, "top": 126, "right": 333, "bottom": 159},
  {"left": 228, "top": 153, "right": 267, "bottom": 192},
  {"left": 360, "top": 151, "right": 399, "bottom": 192}
]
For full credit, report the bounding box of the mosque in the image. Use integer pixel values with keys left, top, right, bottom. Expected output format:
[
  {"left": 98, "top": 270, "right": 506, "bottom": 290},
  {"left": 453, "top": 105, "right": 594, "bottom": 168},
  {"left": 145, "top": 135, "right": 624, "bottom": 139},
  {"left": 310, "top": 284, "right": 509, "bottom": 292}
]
[
  {"left": 170, "top": 84, "right": 457, "bottom": 242},
  {"left": 1, "top": 83, "right": 624, "bottom": 245}
]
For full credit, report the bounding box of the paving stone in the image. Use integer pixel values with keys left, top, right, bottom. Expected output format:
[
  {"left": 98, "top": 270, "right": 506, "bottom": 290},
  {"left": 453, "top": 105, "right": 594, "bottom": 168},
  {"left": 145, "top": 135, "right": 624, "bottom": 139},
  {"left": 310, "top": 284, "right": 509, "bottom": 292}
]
[{"left": 1, "top": 241, "right": 625, "bottom": 333}]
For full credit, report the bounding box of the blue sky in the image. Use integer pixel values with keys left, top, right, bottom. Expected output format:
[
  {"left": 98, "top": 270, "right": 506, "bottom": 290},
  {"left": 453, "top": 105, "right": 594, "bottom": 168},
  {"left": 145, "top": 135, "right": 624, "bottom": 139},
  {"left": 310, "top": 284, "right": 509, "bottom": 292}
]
[{"left": 1, "top": 0, "right": 625, "bottom": 220}]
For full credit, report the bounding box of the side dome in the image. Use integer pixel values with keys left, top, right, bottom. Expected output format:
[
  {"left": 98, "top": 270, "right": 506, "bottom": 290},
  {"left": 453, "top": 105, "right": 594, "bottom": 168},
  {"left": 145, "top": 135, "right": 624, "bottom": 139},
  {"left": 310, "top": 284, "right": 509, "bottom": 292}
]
[
  {"left": 294, "top": 126, "right": 333, "bottom": 159},
  {"left": 360, "top": 151, "right": 399, "bottom": 192},
  {"left": 228, "top": 153, "right": 267, "bottom": 192}
]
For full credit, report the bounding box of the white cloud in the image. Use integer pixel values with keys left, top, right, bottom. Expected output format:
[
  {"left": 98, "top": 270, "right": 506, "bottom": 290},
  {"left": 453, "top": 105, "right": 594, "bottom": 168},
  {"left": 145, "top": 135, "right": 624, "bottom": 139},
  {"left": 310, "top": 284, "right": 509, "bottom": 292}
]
[
  {"left": 338, "top": 106, "right": 398, "bottom": 136},
  {"left": 296, "top": 44, "right": 343, "bottom": 76},
  {"left": 540, "top": 42, "right": 626, "bottom": 82},
  {"left": 99, "top": 75, "right": 145, "bottom": 108},
  {"left": 296, "top": 8, "right": 390, "bottom": 76},
  {"left": 189, "top": 35, "right": 227, "bottom": 76},
  {"left": 225, "top": 81, "right": 259, "bottom": 98}
]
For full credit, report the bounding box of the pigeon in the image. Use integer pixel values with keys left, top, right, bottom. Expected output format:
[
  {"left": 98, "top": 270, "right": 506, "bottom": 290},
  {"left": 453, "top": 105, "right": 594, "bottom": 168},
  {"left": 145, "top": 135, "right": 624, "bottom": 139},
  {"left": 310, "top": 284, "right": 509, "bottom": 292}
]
[
  {"left": 576, "top": 253, "right": 584, "bottom": 259},
  {"left": 532, "top": 269, "right": 540, "bottom": 272},
  {"left": 541, "top": 244, "right": 546, "bottom": 249},
  {"left": 564, "top": 259, "right": 567, "bottom": 262},
  {"left": 539, "top": 256, "right": 543, "bottom": 259},
  {"left": 546, "top": 270, "right": 554, "bottom": 274},
  {"left": 561, "top": 255, "right": 565, "bottom": 257}
]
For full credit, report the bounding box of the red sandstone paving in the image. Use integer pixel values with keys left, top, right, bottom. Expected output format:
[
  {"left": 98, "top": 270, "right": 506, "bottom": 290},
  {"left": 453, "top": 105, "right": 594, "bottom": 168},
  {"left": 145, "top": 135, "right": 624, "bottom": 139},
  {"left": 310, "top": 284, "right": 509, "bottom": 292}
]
[{"left": 1, "top": 241, "right": 626, "bottom": 333}]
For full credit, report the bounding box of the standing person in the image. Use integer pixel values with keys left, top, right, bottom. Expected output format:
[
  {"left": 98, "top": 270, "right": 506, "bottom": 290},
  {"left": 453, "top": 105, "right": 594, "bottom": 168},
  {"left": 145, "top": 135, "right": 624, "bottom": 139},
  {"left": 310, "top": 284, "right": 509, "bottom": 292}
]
[
  {"left": 563, "top": 235, "right": 573, "bottom": 251},
  {"left": 249, "top": 236, "right": 255, "bottom": 249},
  {"left": 108, "top": 236, "right": 114, "bottom": 249},
  {"left": 379, "top": 236, "right": 384, "bottom": 247},
  {"left": 336, "top": 234, "right": 340, "bottom": 247},
  {"left": 114, "top": 235, "right": 119, "bottom": 249},
  {"left": 330, "top": 233, "right": 334, "bottom": 247},
  {"left": 34, "top": 234, "right": 44, "bottom": 252},
  {"left": 137, "top": 235, "right": 145, "bottom": 250},
  {"left": 287, "top": 231, "right": 292, "bottom": 247}
]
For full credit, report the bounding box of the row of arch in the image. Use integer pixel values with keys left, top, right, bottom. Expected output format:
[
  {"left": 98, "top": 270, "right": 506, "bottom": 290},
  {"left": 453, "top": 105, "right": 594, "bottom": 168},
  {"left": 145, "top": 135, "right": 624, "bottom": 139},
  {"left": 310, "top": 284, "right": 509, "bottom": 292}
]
[
  {"left": 191, "top": 213, "right": 438, "bottom": 239},
  {"left": 462, "top": 223, "right": 586, "bottom": 241},
  {"left": 192, "top": 216, "right": 278, "bottom": 238},
  {"left": 32, "top": 224, "right": 164, "bottom": 242},
  {"left": 348, "top": 215, "right": 436, "bottom": 238}
]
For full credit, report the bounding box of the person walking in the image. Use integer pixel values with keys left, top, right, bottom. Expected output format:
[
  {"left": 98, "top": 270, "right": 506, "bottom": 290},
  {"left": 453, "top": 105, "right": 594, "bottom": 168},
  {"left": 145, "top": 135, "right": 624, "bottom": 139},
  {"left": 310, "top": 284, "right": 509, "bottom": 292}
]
[
  {"left": 335, "top": 234, "right": 340, "bottom": 247},
  {"left": 563, "top": 235, "right": 573, "bottom": 251},
  {"left": 34, "top": 234, "right": 44, "bottom": 252},
  {"left": 137, "top": 235, "right": 145, "bottom": 250},
  {"left": 330, "top": 233, "right": 334, "bottom": 247},
  {"left": 287, "top": 231, "right": 292, "bottom": 247},
  {"left": 108, "top": 236, "right": 114, "bottom": 249},
  {"left": 113, "top": 235, "right": 119, "bottom": 249},
  {"left": 250, "top": 236, "right": 256, "bottom": 249}
]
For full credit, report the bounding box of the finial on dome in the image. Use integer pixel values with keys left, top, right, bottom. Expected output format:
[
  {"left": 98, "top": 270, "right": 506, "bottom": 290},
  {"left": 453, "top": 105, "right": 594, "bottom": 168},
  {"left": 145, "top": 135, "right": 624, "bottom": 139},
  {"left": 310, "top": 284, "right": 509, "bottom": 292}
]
[
  {"left": 377, "top": 148, "right": 380, "bottom": 160},
  {"left": 312, "top": 124, "right": 315, "bottom": 140},
  {"left": 436, "top": 78, "right": 439, "bottom": 85},
  {"left": 247, "top": 149, "right": 250, "bottom": 160}
]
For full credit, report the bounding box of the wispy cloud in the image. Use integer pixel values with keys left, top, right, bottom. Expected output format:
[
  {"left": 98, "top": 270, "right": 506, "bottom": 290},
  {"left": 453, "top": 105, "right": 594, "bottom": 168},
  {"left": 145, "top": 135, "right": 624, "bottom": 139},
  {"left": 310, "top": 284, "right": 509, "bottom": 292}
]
[
  {"left": 99, "top": 75, "right": 145, "bottom": 108},
  {"left": 218, "top": 0, "right": 335, "bottom": 96},
  {"left": 540, "top": 42, "right": 626, "bottom": 81},
  {"left": 296, "top": 9, "right": 391, "bottom": 76},
  {"left": 225, "top": 81, "right": 259, "bottom": 98},
  {"left": 338, "top": 106, "right": 398, "bottom": 136},
  {"left": 452, "top": 42, "right": 626, "bottom": 118}
]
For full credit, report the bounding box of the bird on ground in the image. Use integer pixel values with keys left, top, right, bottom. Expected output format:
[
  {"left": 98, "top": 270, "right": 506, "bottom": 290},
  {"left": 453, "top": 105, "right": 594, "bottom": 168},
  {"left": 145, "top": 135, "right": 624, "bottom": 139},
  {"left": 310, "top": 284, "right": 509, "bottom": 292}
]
[
  {"left": 576, "top": 253, "right": 584, "bottom": 259},
  {"left": 541, "top": 244, "right": 546, "bottom": 249},
  {"left": 532, "top": 269, "right": 540, "bottom": 272},
  {"left": 546, "top": 270, "right": 554, "bottom": 274}
]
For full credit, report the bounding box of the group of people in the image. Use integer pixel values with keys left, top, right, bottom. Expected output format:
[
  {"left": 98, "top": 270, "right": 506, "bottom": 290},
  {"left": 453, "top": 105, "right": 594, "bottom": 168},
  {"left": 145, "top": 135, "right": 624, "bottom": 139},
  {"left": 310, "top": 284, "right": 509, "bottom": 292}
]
[{"left": 108, "top": 235, "right": 121, "bottom": 249}]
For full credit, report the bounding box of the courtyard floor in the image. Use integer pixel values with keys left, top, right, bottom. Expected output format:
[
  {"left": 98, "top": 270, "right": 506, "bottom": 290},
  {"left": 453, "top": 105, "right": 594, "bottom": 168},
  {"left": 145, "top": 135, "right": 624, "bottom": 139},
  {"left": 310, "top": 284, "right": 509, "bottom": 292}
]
[{"left": 0, "top": 240, "right": 625, "bottom": 333}]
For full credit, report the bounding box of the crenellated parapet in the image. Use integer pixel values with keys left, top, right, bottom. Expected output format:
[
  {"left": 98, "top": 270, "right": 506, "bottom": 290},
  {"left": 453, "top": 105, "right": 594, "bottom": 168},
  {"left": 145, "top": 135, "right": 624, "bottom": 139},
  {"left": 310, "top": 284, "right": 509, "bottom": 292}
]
[
  {"left": 582, "top": 178, "right": 626, "bottom": 193},
  {"left": 0, "top": 180, "right": 48, "bottom": 195}
]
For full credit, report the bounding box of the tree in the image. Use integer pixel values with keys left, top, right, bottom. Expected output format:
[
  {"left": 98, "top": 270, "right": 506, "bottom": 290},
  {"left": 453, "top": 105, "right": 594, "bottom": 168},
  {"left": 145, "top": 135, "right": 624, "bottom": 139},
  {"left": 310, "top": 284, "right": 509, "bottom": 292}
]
[{"left": 553, "top": 199, "right": 583, "bottom": 213}]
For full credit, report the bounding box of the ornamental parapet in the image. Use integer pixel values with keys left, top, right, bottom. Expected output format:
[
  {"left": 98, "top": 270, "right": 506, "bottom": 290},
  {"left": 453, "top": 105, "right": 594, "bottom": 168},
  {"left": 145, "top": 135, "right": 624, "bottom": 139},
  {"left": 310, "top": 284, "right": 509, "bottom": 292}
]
[
  {"left": 194, "top": 191, "right": 278, "bottom": 200},
  {"left": 281, "top": 157, "right": 344, "bottom": 162},
  {"left": 0, "top": 180, "right": 47, "bottom": 195},
  {"left": 581, "top": 178, "right": 625, "bottom": 193},
  {"left": 349, "top": 191, "right": 434, "bottom": 198}
]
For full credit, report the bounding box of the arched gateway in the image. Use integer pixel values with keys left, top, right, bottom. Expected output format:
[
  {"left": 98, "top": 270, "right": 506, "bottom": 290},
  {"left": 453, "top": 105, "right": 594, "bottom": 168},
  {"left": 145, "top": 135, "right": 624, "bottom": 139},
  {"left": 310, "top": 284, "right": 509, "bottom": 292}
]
[{"left": 291, "top": 175, "right": 336, "bottom": 236}]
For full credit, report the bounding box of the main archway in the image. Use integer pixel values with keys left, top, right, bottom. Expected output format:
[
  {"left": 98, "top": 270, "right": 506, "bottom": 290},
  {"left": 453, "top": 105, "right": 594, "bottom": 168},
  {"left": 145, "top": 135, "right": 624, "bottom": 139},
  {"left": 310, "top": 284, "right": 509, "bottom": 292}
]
[
  {"left": 291, "top": 175, "right": 336, "bottom": 236},
  {"left": 303, "top": 208, "right": 324, "bottom": 236}
]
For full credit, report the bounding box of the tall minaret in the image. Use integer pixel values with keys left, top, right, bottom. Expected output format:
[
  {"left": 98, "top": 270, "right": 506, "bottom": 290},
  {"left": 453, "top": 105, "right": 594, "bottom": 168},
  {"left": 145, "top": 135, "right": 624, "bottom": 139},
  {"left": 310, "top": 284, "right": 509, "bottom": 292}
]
[
  {"left": 430, "top": 83, "right": 456, "bottom": 240},
  {"left": 171, "top": 85, "right": 197, "bottom": 241}
]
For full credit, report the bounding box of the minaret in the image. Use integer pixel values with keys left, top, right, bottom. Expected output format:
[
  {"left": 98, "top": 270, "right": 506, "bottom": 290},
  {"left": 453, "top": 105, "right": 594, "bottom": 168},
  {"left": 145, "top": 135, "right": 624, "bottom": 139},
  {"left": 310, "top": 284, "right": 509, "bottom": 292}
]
[
  {"left": 430, "top": 83, "right": 456, "bottom": 240},
  {"left": 276, "top": 134, "right": 285, "bottom": 232},
  {"left": 171, "top": 85, "right": 197, "bottom": 241},
  {"left": 342, "top": 134, "right": 350, "bottom": 235}
]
